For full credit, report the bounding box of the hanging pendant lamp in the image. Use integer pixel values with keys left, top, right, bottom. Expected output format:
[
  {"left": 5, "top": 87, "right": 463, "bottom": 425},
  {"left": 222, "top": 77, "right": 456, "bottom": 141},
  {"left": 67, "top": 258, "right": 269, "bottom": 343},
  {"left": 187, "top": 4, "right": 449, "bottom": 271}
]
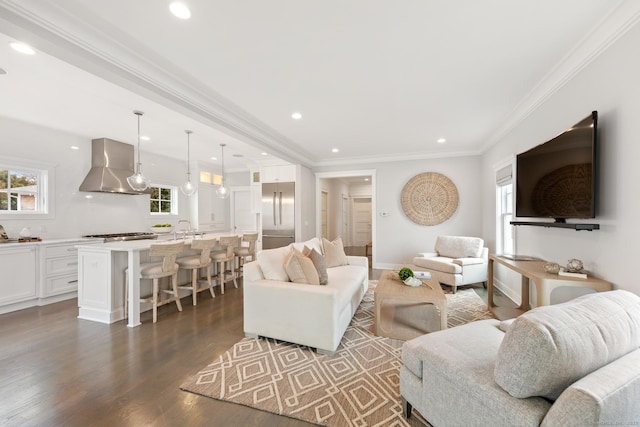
[
  {"left": 216, "top": 143, "right": 229, "bottom": 199},
  {"left": 180, "top": 130, "right": 198, "bottom": 196},
  {"left": 127, "top": 110, "right": 151, "bottom": 191}
]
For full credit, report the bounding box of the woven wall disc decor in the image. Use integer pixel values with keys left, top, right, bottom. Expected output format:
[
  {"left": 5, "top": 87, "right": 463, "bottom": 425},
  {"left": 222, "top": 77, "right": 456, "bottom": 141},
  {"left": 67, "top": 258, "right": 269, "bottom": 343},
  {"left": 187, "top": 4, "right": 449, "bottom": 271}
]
[{"left": 401, "top": 172, "right": 459, "bottom": 225}]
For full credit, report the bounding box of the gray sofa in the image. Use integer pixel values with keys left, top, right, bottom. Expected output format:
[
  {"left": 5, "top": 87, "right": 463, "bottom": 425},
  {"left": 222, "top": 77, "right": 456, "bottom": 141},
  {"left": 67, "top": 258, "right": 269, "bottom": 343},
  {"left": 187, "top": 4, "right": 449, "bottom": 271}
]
[{"left": 400, "top": 290, "right": 640, "bottom": 426}]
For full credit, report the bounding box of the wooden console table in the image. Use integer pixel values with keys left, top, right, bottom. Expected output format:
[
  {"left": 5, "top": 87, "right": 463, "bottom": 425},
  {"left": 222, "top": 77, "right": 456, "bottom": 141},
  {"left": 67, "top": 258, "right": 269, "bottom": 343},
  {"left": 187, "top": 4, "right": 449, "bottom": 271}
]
[{"left": 488, "top": 254, "right": 613, "bottom": 320}]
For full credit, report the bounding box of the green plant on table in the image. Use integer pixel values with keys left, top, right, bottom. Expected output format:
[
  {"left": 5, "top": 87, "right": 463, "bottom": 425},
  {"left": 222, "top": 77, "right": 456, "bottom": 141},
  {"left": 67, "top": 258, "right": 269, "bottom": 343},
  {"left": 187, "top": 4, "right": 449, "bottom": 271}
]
[{"left": 398, "top": 267, "right": 414, "bottom": 281}]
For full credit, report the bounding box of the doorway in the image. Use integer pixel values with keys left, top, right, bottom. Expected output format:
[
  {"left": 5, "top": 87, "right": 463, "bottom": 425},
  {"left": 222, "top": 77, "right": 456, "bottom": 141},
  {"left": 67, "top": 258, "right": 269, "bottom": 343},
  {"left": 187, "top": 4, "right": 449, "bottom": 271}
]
[
  {"left": 230, "top": 187, "right": 256, "bottom": 233},
  {"left": 315, "top": 170, "right": 376, "bottom": 266}
]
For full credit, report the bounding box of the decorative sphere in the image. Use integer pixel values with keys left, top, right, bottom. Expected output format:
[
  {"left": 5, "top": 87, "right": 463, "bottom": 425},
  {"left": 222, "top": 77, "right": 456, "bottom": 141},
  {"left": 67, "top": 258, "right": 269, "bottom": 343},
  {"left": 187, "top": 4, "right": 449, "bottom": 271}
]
[
  {"left": 566, "top": 258, "right": 584, "bottom": 273},
  {"left": 543, "top": 262, "right": 561, "bottom": 274}
]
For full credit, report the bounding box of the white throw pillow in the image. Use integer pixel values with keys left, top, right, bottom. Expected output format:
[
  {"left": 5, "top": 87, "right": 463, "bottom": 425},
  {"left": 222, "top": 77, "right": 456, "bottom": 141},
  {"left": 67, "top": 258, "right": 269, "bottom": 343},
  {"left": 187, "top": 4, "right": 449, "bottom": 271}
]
[
  {"left": 290, "top": 237, "right": 323, "bottom": 255},
  {"left": 322, "top": 237, "right": 348, "bottom": 268},
  {"left": 256, "top": 246, "right": 291, "bottom": 281},
  {"left": 284, "top": 248, "right": 320, "bottom": 285}
]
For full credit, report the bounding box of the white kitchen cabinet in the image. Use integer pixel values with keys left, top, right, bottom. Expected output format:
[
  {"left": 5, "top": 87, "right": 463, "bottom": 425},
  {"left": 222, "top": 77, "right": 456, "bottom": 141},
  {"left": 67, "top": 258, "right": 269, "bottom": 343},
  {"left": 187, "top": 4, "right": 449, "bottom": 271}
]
[
  {"left": 197, "top": 182, "right": 227, "bottom": 231},
  {"left": 0, "top": 245, "right": 37, "bottom": 308},
  {"left": 40, "top": 242, "right": 81, "bottom": 298},
  {"left": 262, "top": 164, "right": 296, "bottom": 183}
]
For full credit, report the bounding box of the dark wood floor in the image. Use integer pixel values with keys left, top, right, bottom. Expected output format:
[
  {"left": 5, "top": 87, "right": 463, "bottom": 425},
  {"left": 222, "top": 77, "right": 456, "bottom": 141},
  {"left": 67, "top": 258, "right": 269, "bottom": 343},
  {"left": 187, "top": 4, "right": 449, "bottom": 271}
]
[
  {"left": 0, "top": 281, "right": 318, "bottom": 427},
  {"left": 0, "top": 261, "right": 512, "bottom": 427}
]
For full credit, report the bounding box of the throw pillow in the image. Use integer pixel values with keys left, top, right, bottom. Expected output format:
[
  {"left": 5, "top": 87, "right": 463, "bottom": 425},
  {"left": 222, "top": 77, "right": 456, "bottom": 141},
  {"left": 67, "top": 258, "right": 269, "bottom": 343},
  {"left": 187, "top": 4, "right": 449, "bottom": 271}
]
[
  {"left": 322, "top": 237, "right": 348, "bottom": 268},
  {"left": 303, "top": 246, "right": 328, "bottom": 285},
  {"left": 494, "top": 289, "right": 640, "bottom": 400},
  {"left": 284, "top": 248, "right": 320, "bottom": 285},
  {"left": 256, "top": 246, "right": 291, "bottom": 281}
]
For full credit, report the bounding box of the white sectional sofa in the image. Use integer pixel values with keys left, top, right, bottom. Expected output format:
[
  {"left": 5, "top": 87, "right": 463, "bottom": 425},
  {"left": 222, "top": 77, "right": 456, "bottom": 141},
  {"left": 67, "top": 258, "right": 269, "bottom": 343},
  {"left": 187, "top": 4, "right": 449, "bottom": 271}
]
[
  {"left": 243, "top": 237, "right": 369, "bottom": 356},
  {"left": 400, "top": 290, "right": 640, "bottom": 426}
]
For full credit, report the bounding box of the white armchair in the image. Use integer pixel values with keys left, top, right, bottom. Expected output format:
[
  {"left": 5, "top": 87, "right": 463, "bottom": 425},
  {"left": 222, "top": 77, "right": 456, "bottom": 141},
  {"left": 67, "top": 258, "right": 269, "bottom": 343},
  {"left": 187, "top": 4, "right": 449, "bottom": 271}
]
[{"left": 412, "top": 235, "right": 488, "bottom": 293}]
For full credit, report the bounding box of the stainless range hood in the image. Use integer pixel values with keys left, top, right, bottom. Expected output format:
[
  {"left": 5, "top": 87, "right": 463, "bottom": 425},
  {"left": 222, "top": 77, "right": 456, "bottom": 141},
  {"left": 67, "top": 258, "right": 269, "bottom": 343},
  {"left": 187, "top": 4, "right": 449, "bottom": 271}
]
[{"left": 79, "top": 138, "right": 150, "bottom": 195}]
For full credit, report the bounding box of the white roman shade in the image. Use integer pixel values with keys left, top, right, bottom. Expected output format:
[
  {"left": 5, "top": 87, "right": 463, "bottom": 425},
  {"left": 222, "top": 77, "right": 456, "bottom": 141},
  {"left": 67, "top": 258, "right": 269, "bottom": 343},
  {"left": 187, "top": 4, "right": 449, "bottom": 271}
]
[{"left": 496, "top": 164, "right": 513, "bottom": 185}]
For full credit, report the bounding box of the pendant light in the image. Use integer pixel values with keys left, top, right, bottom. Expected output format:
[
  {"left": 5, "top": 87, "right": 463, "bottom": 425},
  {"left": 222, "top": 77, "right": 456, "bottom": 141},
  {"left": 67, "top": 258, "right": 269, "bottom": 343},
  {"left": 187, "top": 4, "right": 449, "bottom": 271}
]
[
  {"left": 215, "top": 143, "right": 229, "bottom": 199},
  {"left": 127, "top": 110, "right": 151, "bottom": 191},
  {"left": 180, "top": 130, "right": 197, "bottom": 196}
]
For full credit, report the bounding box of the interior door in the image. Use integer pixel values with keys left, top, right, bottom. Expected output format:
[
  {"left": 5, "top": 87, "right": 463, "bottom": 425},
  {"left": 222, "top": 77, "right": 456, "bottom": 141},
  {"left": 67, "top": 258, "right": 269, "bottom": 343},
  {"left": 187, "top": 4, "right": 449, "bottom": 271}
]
[
  {"left": 352, "top": 197, "right": 372, "bottom": 246},
  {"left": 231, "top": 188, "right": 255, "bottom": 233},
  {"left": 321, "top": 191, "right": 328, "bottom": 238}
]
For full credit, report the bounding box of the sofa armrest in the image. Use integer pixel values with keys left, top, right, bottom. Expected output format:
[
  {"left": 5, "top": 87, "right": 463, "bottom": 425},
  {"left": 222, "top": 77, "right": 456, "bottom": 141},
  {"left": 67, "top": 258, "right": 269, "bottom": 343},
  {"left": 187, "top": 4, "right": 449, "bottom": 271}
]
[
  {"left": 243, "top": 277, "right": 341, "bottom": 351},
  {"left": 346, "top": 255, "right": 369, "bottom": 285},
  {"left": 417, "top": 252, "right": 439, "bottom": 258},
  {"left": 541, "top": 349, "right": 640, "bottom": 427},
  {"left": 452, "top": 257, "right": 486, "bottom": 266}
]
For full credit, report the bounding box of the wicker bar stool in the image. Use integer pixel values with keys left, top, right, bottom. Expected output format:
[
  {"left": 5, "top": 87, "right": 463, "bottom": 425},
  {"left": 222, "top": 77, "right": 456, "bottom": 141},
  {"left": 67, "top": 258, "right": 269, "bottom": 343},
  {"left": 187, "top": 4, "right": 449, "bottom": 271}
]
[
  {"left": 177, "top": 236, "right": 218, "bottom": 305},
  {"left": 233, "top": 232, "right": 259, "bottom": 279},
  {"left": 211, "top": 235, "right": 239, "bottom": 294},
  {"left": 125, "top": 240, "right": 185, "bottom": 323}
]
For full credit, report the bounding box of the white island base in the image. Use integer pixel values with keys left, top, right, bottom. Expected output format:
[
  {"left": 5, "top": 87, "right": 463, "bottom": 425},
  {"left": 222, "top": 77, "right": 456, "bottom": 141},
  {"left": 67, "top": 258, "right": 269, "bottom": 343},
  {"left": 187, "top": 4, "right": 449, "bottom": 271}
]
[{"left": 76, "top": 234, "right": 234, "bottom": 327}]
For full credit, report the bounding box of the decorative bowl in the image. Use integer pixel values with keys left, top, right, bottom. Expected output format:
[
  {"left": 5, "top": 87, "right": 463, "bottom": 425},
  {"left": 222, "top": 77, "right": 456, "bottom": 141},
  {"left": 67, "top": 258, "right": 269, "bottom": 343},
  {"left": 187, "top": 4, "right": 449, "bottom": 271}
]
[
  {"left": 543, "top": 262, "right": 561, "bottom": 274},
  {"left": 403, "top": 276, "right": 423, "bottom": 287},
  {"left": 150, "top": 226, "right": 173, "bottom": 234}
]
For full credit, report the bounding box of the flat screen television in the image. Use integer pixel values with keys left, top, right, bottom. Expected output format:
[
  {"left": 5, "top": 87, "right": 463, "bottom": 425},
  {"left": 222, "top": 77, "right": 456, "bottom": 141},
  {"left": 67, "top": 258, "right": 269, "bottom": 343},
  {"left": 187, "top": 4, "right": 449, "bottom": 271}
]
[{"left": 515, "top": 111, "right": 597, "bottom": 222}]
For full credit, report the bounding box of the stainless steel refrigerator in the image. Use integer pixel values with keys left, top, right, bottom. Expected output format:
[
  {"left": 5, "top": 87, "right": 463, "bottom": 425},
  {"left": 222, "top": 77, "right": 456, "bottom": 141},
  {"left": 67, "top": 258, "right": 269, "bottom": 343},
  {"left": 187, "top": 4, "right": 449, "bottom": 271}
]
[{"left": 262, "top": 182, "right": 295, "bottom": 249}]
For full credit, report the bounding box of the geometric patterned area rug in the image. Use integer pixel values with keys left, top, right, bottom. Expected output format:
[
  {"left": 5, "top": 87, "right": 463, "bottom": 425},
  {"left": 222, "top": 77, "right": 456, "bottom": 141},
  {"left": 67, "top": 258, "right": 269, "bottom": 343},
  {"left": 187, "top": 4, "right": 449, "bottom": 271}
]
[{"left": 181, "top": 282, "right": 494, "bottom": 426}]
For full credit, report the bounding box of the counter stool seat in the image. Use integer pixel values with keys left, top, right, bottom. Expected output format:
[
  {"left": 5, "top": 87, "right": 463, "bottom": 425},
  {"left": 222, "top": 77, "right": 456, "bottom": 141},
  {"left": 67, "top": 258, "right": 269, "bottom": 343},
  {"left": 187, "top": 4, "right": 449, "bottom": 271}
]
[
  {"left": 234, "top": 232, "right": 259, "bottom": 279},
  {"left": 211, "top": 235, "right": 239, "bottom": 294},
  {"left": 177, "top": 237, "right": 218, "bottom": 306},
  {"left": 125, "top": 241, "right": 185, "bottom": 323}
]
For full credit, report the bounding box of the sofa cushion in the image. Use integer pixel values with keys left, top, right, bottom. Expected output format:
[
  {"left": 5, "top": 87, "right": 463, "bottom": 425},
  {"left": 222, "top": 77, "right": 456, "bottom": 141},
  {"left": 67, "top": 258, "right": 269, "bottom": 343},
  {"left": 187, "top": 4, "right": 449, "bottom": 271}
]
[
  {"left": 494, "top": 290, "right": 640, "bottom": 400},
  {"left": 256, "top": 246, "right": 291, "bottom": 282},
  {"left": 435, "top": 236, "right": 484, "bottom": 258},
  {"left": 284, "top": 248, "right": 320, "bottom": 285},
  {"left": 412, "top": 256, "right": 462, "bottom": 274},
  {"left": 322, "top": 237, "right": 348, "bottom": 268},
  {"left": 291, "top": 237, "right": 323, "bottom": 255},
  {"left": 303, "top": 246, "right": 328, "bottom": 285}
]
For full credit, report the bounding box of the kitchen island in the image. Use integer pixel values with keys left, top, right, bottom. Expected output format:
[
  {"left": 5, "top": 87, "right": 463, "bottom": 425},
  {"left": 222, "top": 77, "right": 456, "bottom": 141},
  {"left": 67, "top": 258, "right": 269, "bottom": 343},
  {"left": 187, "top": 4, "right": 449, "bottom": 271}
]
[{"left": 75, "top": 233, "right": 239, "bottom": 327}]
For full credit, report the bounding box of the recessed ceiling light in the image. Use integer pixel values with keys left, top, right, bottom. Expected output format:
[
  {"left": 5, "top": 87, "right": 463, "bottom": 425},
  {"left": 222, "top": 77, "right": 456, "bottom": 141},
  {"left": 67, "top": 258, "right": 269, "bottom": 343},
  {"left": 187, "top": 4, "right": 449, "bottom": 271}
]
[
  {"left": 210, "top": 157, "right": 217, "bottom": 161},
  {"left": 291, "top": 112, "right": 302, "bottom": 120},
  {"left": 10, "top": 42, "right": 35, "bottom": 55},
  {"left": 70, "top": 146, "right": 79, "bottom": 150},
  {"left": 169, "top": 2, "right": 191, "bottom": 19},
  {"left": 140, "top": 136, "right": 150, "bottom": 141},
  {"left": 437, "top": 138, "right": 446, "bottom": 144},
  {"left": 364, "top": 178, "right": 369, "bottom": 182},
  {"left": 261, "top": 152, "right": 268, "bottom": 156},
  {"left": 331, "top": 148, "right": 339, "bottom": 153}
]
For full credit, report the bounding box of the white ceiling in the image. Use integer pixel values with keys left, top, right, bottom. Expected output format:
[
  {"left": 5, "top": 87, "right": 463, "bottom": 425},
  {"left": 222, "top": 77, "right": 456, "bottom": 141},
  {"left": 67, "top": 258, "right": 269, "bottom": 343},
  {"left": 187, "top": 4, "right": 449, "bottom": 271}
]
[{"left": 0, "top": 0, "right": 637, "bottom": 170}]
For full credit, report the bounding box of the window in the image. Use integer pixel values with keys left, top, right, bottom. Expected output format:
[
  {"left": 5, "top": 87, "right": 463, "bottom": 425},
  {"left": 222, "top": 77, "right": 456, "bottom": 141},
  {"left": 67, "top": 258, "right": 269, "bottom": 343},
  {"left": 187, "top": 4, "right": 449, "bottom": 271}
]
[
  {"left": 496, "top": 164, "right": 514, "bottom": 255},
  {"left": 0, "top": 167, "right": 46, "bottom": 214},
  {"left": 150, "top": 185, "right": 177, "bottom": 215}
]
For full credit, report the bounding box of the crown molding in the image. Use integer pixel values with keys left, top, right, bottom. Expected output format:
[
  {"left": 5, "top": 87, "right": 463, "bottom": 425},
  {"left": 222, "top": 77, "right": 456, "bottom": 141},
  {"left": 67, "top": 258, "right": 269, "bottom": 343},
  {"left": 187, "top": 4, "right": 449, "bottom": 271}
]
[
  {"left": 312, "top": 148, "right": 483, "bottom": 168},
  {"left": 480, "top": 0, "right": 640, "bottom": 152},
  {"left": 0, "top": 0, "right": 316, "bottom": 167}
]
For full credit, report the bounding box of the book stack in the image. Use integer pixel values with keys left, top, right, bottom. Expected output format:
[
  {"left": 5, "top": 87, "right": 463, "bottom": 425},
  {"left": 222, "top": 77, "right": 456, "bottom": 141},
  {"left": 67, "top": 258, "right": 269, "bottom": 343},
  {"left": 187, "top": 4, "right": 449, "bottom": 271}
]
[{"left": 558, "top": 268, "right": 588, "bottom": 279}]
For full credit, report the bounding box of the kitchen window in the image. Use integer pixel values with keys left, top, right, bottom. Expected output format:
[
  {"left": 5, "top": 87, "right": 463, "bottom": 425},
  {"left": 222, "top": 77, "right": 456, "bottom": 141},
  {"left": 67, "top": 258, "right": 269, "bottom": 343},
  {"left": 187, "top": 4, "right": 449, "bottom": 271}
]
[
  {"left": 149, "top": 185, "right": 177, "bottom": 215},
  {"left": 0, "top": 166, "right": 48, "bottom": 215}
]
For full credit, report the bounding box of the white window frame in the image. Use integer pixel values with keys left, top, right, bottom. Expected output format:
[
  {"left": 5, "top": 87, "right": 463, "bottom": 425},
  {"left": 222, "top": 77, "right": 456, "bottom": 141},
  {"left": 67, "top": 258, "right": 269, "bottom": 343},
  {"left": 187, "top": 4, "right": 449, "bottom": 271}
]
[
  {"left": 149, "top": 184, "right": 178, "bottom": 216},
  {"left": 0, "top": 156, "right": 55, "bottom": 219},
  {"left": 495, "top": 162, "right": 515, "bottom": 255}
]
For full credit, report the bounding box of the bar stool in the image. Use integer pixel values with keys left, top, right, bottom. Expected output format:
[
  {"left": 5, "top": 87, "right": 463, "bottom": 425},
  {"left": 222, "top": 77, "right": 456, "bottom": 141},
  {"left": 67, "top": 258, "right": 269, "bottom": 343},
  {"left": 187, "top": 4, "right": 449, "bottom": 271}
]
[
  {"left": 177, "top": 236, "right": 218, "bottom": 305},
  {"left": 125, "top": 241, "right": 185, "bottom": 323},
  {"left": 211, "top": 235, "right": 239, "bottom": 294},
  {"left": 234, "top": 232, "right": 259, "bottom": 279}
]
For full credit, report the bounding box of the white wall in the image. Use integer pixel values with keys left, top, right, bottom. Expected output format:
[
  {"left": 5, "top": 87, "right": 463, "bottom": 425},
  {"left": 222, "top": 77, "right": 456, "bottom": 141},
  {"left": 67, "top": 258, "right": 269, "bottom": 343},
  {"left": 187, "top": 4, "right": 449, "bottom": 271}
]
[
  {"left": 315, "top": 155, "right": 482, "bottom": 268},
  {"left": 481, "top": 20, "right": 640, "bottom": 297},
  {"left": 0, "top": 116, "right": 203, "bottom": 238}
]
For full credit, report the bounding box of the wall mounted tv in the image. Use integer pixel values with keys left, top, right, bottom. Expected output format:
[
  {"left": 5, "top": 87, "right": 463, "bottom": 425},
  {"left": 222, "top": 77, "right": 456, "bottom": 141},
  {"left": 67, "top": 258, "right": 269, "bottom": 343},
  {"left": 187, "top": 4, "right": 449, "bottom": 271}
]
[{"left": 515, "top": 111, "right": 598, "bottom": 227}]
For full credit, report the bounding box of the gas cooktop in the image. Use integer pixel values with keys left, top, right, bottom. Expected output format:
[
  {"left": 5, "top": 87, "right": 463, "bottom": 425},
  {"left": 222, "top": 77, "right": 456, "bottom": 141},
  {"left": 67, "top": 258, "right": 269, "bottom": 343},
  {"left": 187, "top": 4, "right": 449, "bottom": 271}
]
[{"left": 82, "top": 232, "right": 158, "bottom": 242}]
